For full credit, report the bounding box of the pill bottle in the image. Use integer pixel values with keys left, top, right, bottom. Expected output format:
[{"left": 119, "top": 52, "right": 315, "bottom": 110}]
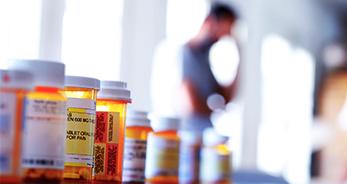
[
  {"left": 63, "top": 76, "right": 100, "bottom": 180},
  {"left": 122, "top": 110, "right": 153, "bottom": 183},
  {"left": 145, "top": 117, "right": 180, "bottom": 183},
  {"left": 93, "top": 81, "right": 131, "bottom": 182},
  {"left": 178, "top": 130, "right": 202, "bottom": 184},
  {"left": 200, "top": 128, "right": 231, "bottom": 184},
  {"left": 0, "top": 69, "right": 32, "bottom": 183},
  {"left": 9, "top": 60, "right": 67, "bottom": 182}
]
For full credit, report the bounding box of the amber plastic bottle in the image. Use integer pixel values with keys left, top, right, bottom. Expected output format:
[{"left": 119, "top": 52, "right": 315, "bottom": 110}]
[
  {"left": 63, "top": 76, "right": 100, "bottom": 180},
  {"left": 122, "top": 110, "right": 153, "bottom": 183},
  {"left": 200, "top": 128, "right": 232, "bottom": 184},
  {"left": 9, "top": 60, "right": 67, "bottom": 182},
  {"left": 145, "top": 117, "right": 180, "bottom": 184},
  {"left": 93, "top": 81, "right": 131, "bottom": 182},
  {"left": 0, "top": 69, "right": 32, "bottom": 183}
]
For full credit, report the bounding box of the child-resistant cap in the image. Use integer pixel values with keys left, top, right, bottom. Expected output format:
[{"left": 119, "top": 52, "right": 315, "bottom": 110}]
[
  {"left": 203, "top": 128, "right": 228, "bottom": 147},
  {"left": 8, "top": 59, "right": 65, "bottom": 88},
  {"left": 98, "top": 80, "right": 131, "bottom": 102},
  {"left": 126, "top": 110, "right": 151, "bottom": 127},
  {"left": 65, "top": 76, "right": 100, "bottom": 89},
  {"left": 101, "top": 80, "right": 127, "bottom": 89},
  {"left": 179, "top": 130, "right": 202, "bottom": 145},
  {"left": 0, "top": 69, "right": 33, "bottom": 89},
  {"left": 154, "top": 117, "right": 180, "bottom": 132}
]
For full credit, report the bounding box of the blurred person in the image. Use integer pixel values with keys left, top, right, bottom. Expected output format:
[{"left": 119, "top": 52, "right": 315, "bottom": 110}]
[
  {"left": 150, "top": 2, "right": 239, "bottom": 131},
  {"left": 180, "top": 3, "right": 239, "bottom": 131}
]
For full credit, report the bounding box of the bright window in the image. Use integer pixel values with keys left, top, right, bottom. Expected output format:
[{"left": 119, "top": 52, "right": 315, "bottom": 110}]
[
  {"left": 62, "top": 0, "right": 123, "bottom": 80},
  {"left": 166, "top": 0, "right": 208, "bottom": 44},
  {"left": 0, "top": 0, "right": 41, "bottom": 68},
  {"left": 209, "top": 37, "right": 240, "bottom": 86},
  {"left": 258, "top": 33, "right": 314, "bottom": 184}
]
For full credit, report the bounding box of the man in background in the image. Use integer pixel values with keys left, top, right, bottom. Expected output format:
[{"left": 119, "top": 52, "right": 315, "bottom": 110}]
[
  {"left": 150, "top": 3, "right": 239, "bottom": 131},
  {"left": 181, "top": 3, "right": 239, "bottom": 131}
]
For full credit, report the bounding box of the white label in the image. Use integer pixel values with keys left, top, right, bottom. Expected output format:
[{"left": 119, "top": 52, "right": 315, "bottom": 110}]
[
  {"left": 200, "top": 148, "right": 231, "bottom": 182},
  {"left": 64, "top": 154, "right": 93, "bottom": 166},
  {"left": 0, "top": 92, "right": 16, "bottom": 174},
  {"left": 145, "top": 134, "right": 179, "bottom": 178},
  {"left": 22, "top": 99, "right": 66, "bottom": 169},
  {"left": 179, "top": 142, "right": 201, "bottom": 182},
  {"left": 66, "top": 98, "right": 95, "bottom": 109},
  {"left": 122, "top": 138, "right": 147, "bottom": 182}
]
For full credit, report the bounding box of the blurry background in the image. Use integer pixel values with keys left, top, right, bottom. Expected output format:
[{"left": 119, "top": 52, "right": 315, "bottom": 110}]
[{"left": 2, "top": 0, "right": 347, "bottom": 183}]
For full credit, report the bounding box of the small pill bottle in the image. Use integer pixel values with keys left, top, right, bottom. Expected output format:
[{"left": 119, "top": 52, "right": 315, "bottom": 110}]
[
  {"left": 178, "top": 130, "right": 202, "bottom": 184},
  {"left": 145, "top": 117, "right": 180, "bottom": 184},
  {"left": 122, "top": 110, "right": 153, "bottom": 183},
  {"left": 0, "top": 69, "right": 32, "bottom": 183},
  {"left": 63, "top": 76, "right": 100, "bottom": 180},
  {"left": 9, "top": 60, "right": 67, "bottom": 182},
  {"left": 200, "top": 128, "right": 232, "bottom": 184},
  {"left": 93, "top": 81, "right": 131, "bottom": 182}
]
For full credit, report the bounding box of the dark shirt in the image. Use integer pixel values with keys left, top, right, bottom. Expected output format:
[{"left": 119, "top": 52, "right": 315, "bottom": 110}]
[
  {"left": 181, "top": 39, "right": 223, "bottom": 131},
  {"left": 181, "top": 40, "right": 223, "bottom": 107}
]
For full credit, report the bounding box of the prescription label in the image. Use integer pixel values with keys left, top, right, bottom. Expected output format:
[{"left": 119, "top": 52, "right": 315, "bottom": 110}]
[
  {"left": 22, "top": 99, "right": 66, "bottom": 169},
  {"left": 122, "top": 138, "right": 147, "bottom": 182},
  {"left": 65, "top": 98, "right": 96, "bottom": 167},
  {"left": 94, "top": 111, "right": 120, "bottom": 178},
  {"left": 145, "top": 134, "right": 179, "bottom": 178},
  {"left": 0, "top": 92, "right": 16, "bottom": 174}
]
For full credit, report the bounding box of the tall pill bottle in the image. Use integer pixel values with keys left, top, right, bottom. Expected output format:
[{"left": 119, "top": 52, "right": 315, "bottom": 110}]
[
  {"left": 178, "top": 130, "right": 202, "bottom": 184},
  {"left": 145, "top": 117, "right": 180, "bottom": 184},
  {"left": 9, "top": 60, "right": 67, "bottom": 182},
  {"left": 200, "top": 128, "right": 232, "bottom": 184},
  {"left": 63, "top": 76, "right": 100, "bottom": 180},
  {"left": 0, "top": 69, "right": 32, "bottom": 183},
  {"left": 93, "top": 81, "right": 131, "bottom": 182},
  {"left": 122, "top": 110, "right": 153, "bottom": 183}
]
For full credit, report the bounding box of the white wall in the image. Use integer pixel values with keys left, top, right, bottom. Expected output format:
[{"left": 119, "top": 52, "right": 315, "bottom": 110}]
[
  {"left": 39, "top": 0, "right": 64, "bottom": 61},
  {"left": 232, "top": 0, "right": 263, "bottom": 170},
  {"left": 120, "top": 0, "right": 167, "bottom": 111}
]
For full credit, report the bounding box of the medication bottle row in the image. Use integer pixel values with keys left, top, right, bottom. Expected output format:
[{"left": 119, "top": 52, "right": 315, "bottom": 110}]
[
  {"left": 0, "top": 60, "right": 131, "bottom": 183},
  {"left": 0, "top": 59, "right": 232, "bottom": 184},
  {"left": 144, "top": 118, "right": 232, "bottom": 184}
]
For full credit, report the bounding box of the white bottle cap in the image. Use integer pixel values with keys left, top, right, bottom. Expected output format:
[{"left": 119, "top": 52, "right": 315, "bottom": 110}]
[
  {"left": 126, "top": 109, "right": 151, "bottom": 127},
  {"left": 98, "top": 80, "right": 131, "bottom": 102},
  {"left": 101, "top": 80, "right": 127, "bottom": 89},
  {"left": 0, "top": 69, "right": 33, "bottom": 89},
  {"left": 179, "top": 130, "right": 202, "bottom": 145},
  {"left": 65, "top": 76, "right": 100, "bottom": 89},
  {"left": 203, "top": 128, "right": 228, "bottom": 147},
  {"left": 153, "top": 117, "right": 180, "bottom": 132},
  {"left": 8, "top": 59, "right": 65, "bottom": 88}
]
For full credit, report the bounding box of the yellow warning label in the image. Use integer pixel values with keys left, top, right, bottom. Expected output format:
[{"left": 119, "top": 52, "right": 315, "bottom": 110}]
[{"left": 65, "top": 107, "right": 95, "bottom": 159}]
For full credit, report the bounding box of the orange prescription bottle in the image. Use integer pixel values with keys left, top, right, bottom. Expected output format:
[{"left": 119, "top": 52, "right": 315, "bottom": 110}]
[
  {"left": 93, "top": 81, "right": 131, "bottom": 182},
  {"left": 200, "top": 128, "right": 232, "bottom": 184},
  {"left": 122, "top": 110, "right": 153, "bottom": 183},
  {"left": 0, "top": 69, "right": 32, "bottom": 183},
  {"left": 145, "top": 117, "right": 180, "bottom": 184},
  {"left": 63, "top": 76, "right": 100, "bottom": 180},
  {"left": 9, "top": 60, "right": 67, "bottom": 182}
]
